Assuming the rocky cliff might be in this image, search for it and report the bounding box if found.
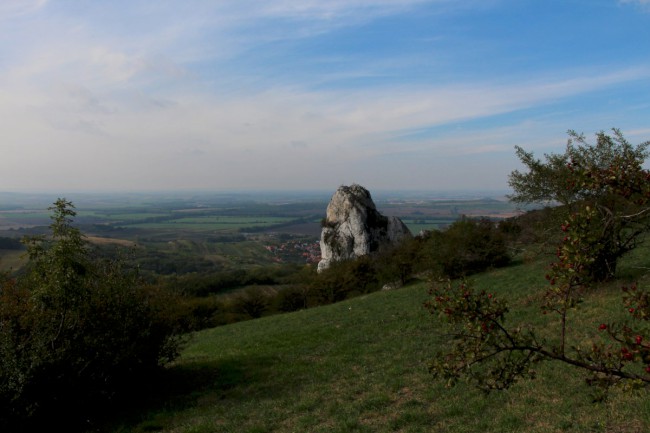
[317,184,412,272]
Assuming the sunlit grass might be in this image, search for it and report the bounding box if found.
[111,249,650,433]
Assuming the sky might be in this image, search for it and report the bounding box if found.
[1,0,650,194]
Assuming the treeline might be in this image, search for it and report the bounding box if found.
[0,236,23,250]
[167,216,518,331]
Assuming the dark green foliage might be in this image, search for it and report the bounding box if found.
[310,256,381,304]
[509,129,650,281]
[233,287,272,319]
[426,129,650,399]
[425,217,511,279]
[0,237,23,250]
[376,238,420,286]
[155,215,513,332]
[164,265,303,297]
[501,206,562,247]
[275,285,309,312]
[173,296,225,330]
[0,199,184,430]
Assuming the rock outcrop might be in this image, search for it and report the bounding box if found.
[317,184,412,272]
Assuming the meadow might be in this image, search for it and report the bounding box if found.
[108,245,650,433]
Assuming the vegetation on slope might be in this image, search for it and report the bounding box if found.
[112,246,650,432]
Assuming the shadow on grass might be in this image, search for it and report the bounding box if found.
[98,354,294,432]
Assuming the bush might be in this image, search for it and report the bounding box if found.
[376,236,430,285]
[275,285,309,312]
[426,217,510,279]
[0,199,184,430]
[233,287,272,319]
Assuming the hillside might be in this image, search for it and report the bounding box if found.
[111,249,650,433]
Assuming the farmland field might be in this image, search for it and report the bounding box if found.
[0,190,522,273]
[119,216,295,231]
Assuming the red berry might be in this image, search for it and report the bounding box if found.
[629,308,635,314]
[636,335,643,345]
[599,324,607,330]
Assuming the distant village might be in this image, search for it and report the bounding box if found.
[264,239,321,264]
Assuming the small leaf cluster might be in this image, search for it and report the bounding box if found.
[425,280,542,391]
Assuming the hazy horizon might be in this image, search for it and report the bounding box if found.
[2,1,649,193]
[0,187,513,203]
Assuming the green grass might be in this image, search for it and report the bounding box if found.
[111,250,650,433]
[120,216,293,231]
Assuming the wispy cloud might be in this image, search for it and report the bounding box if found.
[0,0,47,20]
[619,0,650,11]
[0,0,648,192]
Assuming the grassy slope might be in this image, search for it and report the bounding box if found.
[116,253,650,433]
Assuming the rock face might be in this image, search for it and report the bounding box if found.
[317,184,412,272]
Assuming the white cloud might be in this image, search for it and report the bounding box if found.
[257,0,435,21]
[0,0,648,192]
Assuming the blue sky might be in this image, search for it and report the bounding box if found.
[1,0,649,193]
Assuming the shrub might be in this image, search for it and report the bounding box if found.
[275,285,309,312]
[0,199,184,430]
[233,287,272,319]
[426,217,510,279]
[310,257,380,305]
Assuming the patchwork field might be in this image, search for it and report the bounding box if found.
[0,191,522,273]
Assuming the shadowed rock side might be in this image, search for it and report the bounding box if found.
[317,184,412,272]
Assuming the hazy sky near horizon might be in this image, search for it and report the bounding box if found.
[2,0,650,193]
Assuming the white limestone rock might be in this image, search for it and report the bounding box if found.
[317,184,412,272]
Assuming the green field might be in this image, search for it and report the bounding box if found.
[109,247,650,433]
[0,192,522,273]
[120,216,294,231]
[401,218,458,233]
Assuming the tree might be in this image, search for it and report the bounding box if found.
[426,217,510,279]
[426,130,650,399]
[509,129,650,281]
[425,279,650,399]
[0,199,184,429]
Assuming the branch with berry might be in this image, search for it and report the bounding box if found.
[425,279,650,398]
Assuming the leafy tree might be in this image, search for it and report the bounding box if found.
[509,129,650,281]
[234,287,271,319]
[0,199,184,429]
[376,237,423,286]
[426,217,510,279]
[427,130,650,399]
[310,257,380,305]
